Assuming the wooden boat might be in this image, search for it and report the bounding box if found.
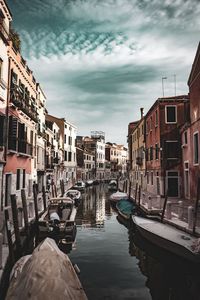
[64,189,82,206]
[132,215,200,263]
[38,197,77,245]
[86,180,93,186]
[108,180,117,191]
[6,238,88,300]
[109,191,128,202]
[73,181,86,191]
[116,198,135,219]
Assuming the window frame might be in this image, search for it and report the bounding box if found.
[193,131,199,165]
[165,105,177,124]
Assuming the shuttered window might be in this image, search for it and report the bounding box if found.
[8,116,18,151]
[0,115,5,146]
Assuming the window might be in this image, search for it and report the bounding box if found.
[0,115,5,146]
[194,132,199,164]
[151,171,153,185]
[64,134,66,144]
[68,151,72,162]
[16,169,20,190]
[22,169,26,188]
[155,143,159,159]
[155,110,158,127]
[184,131,188,145]
[68,136,72,145]
[64,151,67,161]
[165,106,177,123]
[145,148,149,161]
[150,146,153,161]
[166,141,179,159]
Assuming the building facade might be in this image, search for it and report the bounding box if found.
[185,43,200,201]
[0,0,12,208]
[46,115,77,187]
[4,39,38,204]
[131,108,146,190]
[145,95,189,198]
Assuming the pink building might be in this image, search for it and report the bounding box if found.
[4,40,38,206]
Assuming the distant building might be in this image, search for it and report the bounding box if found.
[127,121,139,176]
[105,142,128,179]
[46,115,77,187]
[131,108,146,190]
[36,84,46,192]
[83,131,106,180]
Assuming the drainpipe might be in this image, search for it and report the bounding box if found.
[1,57,11,210]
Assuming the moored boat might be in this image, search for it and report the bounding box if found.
[132,215,200,263]
[108,180,117,191]
[86,180,93,186]
[38,197,77,246]
[73,181,86,191]
[64,189,82,206]
[6,238,88,300]
[116,198,136,219]
[109,191,128,202]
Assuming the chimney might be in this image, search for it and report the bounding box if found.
[140,107,144,119]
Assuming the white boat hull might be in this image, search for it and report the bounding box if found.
[133,216,200,263]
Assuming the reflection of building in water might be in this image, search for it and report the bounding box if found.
[127,230,200,300]
[95,191,105,226]
[77,186,106,227]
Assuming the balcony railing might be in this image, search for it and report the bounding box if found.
[0,21,9,44]
[8,137,33,156]
[10,85,38,123]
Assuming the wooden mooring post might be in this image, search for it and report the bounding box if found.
[21,189,29,238]
[33,184,39,222]
[135,183,138,204]
[4,208,14,265]
[10,194,22,259]
[42,186,47,211]
[161,190,168,222]
[138,185,141,207]
[128,181,132,200]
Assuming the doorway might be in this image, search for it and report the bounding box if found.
[166,171,179,197]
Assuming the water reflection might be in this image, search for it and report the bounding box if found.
[70,184,151,300]
[117,217,200,300]
[76,185,106,227]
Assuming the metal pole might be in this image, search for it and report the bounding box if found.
[162,77,167,97]
[174,74,176,96]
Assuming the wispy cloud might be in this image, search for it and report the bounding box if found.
[7,0,199,143]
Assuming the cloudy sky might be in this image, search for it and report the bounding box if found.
[7,0,200,144]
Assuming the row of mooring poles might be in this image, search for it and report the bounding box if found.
[4,184,48,265]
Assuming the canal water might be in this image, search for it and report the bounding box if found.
[69,184,200,300]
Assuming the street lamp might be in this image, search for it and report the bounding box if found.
[162,77,167,97]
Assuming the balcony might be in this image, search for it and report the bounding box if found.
[8,137,33,156]
[10,85,38,123]
[0,21,9,44]
[136,156,143,166]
